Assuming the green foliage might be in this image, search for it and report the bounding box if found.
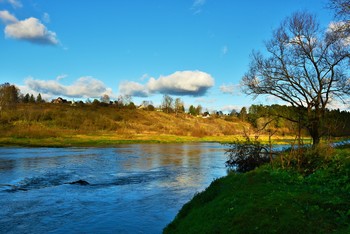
[23,93,30,103]
[276,144,336,175]
[165,148,350,233]
[29,94,35,103]
[36,93,43,103]
[147,104,155,111]
[238,107,247,121]
[244,104,350,140]
[188,105,202,116]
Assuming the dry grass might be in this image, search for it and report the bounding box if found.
[0,104,299,146]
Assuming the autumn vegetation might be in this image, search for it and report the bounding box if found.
[1,83,350,147]
[1,1,350,232]
[165,2,350,233]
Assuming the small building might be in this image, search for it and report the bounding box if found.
[51,97,68,104]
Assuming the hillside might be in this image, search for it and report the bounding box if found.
[0,103,296,147]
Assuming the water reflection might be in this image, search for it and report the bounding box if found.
[0,159,15,171]
[0,143,227,233]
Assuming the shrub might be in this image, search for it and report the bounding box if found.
[277,144,335,175]
[225,139,270,172]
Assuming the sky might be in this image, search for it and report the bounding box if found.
[0,0,336,112]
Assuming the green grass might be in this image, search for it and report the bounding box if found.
[0,134,303,147]
[164,148,350,233]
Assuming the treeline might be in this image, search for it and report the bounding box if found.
[236,104,350,138]
[0,83,205,114]
[1,82,350,138]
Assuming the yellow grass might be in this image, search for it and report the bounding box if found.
[0,104,304,147]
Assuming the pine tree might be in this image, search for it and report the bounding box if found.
[29,94,35,103]
[36,93,43,103]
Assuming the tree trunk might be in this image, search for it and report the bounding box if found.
[310,129,320,147]
[308,115,321,147]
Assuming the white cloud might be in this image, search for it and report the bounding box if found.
[328,98,350,111]
[118,70,215,97]
[0,10,18,24]
[17,84,51,101]
[0,11,58,45]
[25,76,113,99]
[5,17,58,45]
[220,105,242,113]
[140,73,149,81]
[148,70,214,96]
[56,74,68,81]
[220,83,239,95]
[8,0,22,8]
[119,81,149,97]
[0,0,22,8]
[327,21,350,46]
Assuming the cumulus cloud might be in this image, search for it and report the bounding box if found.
[17,84,51,101]
[148,70,214,96]
[0,10,17,24]
[119,81,149,97]
[5,17,58,45]
[0,10,58,45]
[118,70,214,97]
[0,0,22,8]
[25,76,113,98]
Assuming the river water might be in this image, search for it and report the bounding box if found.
[0,143,228,233]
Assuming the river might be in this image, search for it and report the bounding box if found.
[0,143,228,233]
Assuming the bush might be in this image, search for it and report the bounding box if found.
[225,139,270,172]
[277,144,335,175]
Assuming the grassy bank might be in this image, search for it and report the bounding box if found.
[0,133,301,147]
[0,103,302,147]
[164,147,350,233]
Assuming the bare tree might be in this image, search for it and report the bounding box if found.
[100,94,110,104]
[242,12,350,146]
[162,94,174,113]
[329,0,350,42]
[329,0,350,19]
[123,95,132,106]
[174,98,184,114]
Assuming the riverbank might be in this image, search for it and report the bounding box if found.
[0,134,306,147]
[0,103,305,147]
[164,147,350,233]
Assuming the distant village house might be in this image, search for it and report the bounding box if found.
[51,97,68,104]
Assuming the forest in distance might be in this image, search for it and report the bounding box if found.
[1,82,350,146]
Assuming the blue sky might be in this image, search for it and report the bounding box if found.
[0,0,334,112]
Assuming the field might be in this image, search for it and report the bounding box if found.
[0,103,299,147]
